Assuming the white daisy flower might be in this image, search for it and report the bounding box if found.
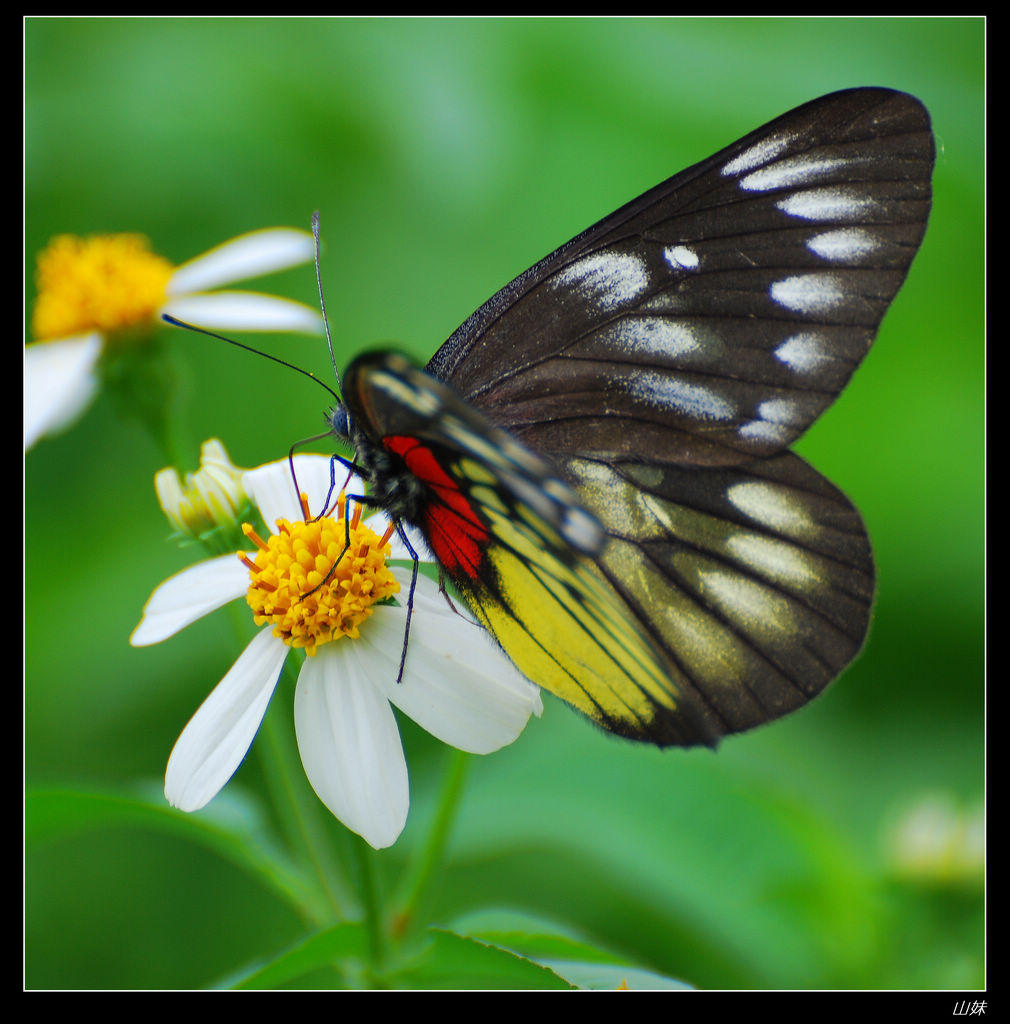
[25,228,321,448]
[131,454,542,849]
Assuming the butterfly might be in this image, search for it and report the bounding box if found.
[330,87,935,748]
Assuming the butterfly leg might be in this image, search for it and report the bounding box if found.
[298,471,378,600]
[298,493,357,600]
[393,522,421,684]
[436,568,471,620]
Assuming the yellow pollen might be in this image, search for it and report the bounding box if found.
[31,233,175,341]
[240,501,400,656]
[242,523,272,552]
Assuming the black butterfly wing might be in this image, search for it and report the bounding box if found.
[410,88,933,742]
[427,88,934,468]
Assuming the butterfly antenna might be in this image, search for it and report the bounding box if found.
[311,211,341,386]
[162,314,341,405]
[310,214,414,682]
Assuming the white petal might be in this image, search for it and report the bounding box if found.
[131,554,249,646]
[165,629,288,811]
[161,291,322,334]
[360,572,542,754]
[244,455,363,528]
[167,228,315,293]
[295,646,409,849]
[24,333,102,448]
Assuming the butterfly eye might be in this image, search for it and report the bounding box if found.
[329,404,350,441]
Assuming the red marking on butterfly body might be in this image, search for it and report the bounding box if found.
[384,435,489,579]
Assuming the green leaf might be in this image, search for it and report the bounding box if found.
[393,930,573,990]
[451,911,692,990]
[26,786,315,913]
[223,926,574,990]
[225,924,372,989]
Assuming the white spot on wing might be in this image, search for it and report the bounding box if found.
[701,569,795,636]
[626,371,734,421]
[727,482,813,535]
[727,533,818,587]
[807,228,879,262]
[739,156,853,192]
[722,132,794,176]
[757,398,797,424]
[564,457,615,489]
[663,245,699,270]
[777,188,875,222]
[739,399,798,444]
[553,251,648,310]
[775,332,834,373]
[739,421,789,444]
[771,274,847,315]
[596,317,703,359]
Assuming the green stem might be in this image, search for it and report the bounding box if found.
[351,834,387,980]
[101,331,193,470]
[257,657,359,924]
[390,748,471,942]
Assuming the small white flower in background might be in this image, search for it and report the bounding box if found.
[25,228,321,448]
[888,794,985,884]
[132,453,542,850]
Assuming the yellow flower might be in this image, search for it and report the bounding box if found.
[31,233,175,342]
[25,228,321,448]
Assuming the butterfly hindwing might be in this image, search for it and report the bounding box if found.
[560,451,874,736]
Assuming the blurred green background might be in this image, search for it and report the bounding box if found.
[26,18,983,989]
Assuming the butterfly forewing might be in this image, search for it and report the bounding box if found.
[428,88,933,468]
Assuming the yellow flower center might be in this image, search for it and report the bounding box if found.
[31,233,175,341]
[240,492,401,656]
